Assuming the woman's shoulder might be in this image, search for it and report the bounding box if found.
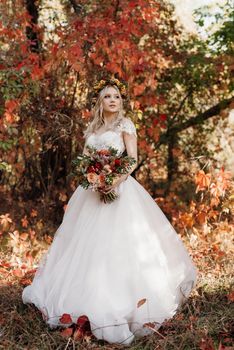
[118,117,137,136]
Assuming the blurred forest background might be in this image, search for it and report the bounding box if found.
[0,0,233,349]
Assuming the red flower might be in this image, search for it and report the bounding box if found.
[94,162,102,170]
[87,165,96,173]
[114,159,121,166]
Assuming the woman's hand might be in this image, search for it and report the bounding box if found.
[100,174,128,194]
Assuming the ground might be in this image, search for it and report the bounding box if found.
[0,199,233,349]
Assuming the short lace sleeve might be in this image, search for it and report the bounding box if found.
[119,118,137,137]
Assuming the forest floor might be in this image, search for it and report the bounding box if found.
[0,198,233,350]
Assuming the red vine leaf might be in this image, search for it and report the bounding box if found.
[59,313,72,324]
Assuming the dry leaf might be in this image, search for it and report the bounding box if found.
[60,327,73,338]
[137,298,147,308]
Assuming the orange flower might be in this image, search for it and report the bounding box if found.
[98,173,106,184]
[87,172,99,184]
[98,149,110,156]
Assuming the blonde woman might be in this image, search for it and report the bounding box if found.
[22,77,197,346]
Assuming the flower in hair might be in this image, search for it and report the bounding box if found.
[93,77,128,98]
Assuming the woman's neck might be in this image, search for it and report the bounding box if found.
[103,112,118,126]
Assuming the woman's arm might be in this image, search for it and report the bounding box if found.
[122,131,138,179]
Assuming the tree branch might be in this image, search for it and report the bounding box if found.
[132,97,232,177]
[158,97,233,145]
[68,0,83,14]
[170,88,193,124]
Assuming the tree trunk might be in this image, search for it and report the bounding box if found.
[25,0,41,52]
[165,134,178,196]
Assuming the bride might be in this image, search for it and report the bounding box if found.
[22,77,197,345]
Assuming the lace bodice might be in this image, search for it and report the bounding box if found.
[84,117,137,155]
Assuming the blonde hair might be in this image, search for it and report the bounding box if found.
[83,85,126,139]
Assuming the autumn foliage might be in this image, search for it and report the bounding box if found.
[0,0,232,199]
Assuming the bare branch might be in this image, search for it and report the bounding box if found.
[170,88,193,124]
[159,97,233,145]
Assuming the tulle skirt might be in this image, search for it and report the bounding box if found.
[22,175,197,345]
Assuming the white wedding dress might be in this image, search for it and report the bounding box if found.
[22,117,197,345]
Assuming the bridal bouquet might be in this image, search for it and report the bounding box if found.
[71,145,136,203]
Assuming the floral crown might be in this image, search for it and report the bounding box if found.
[93,77,128,99]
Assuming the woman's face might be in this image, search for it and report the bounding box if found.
[102,86,121,114]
